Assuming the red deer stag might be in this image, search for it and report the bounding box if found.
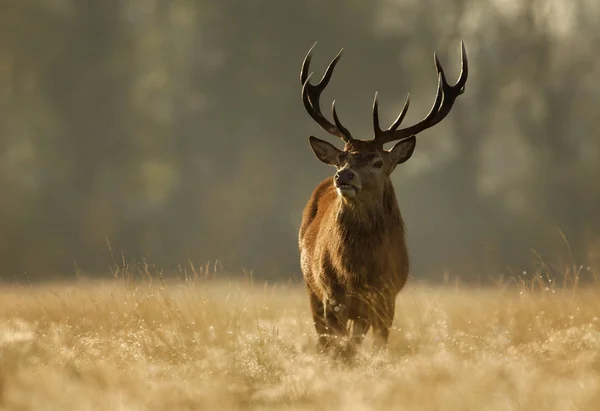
[298,42,468,353]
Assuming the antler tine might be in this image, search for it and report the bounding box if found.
[300,44,353,143]
[332,101,352,140]
[373,92,381,136]
[373,41,468,145]
[374,74,443,145]
[388,93,411,132]
[300,42,317,86]
[373,92,411,139]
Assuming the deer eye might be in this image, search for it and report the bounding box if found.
[373,160,383,169]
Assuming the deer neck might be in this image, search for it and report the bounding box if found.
[334,180,401,237]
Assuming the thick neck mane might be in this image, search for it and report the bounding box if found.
[333,178,404,244]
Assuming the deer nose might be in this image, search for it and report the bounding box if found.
[335,169,355,185]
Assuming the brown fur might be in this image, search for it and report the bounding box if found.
[299,141,410,353]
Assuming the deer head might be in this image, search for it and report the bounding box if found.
[300,42,468,200]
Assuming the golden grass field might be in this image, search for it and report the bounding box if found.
[2,270,600,411]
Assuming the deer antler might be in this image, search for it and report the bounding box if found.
[372,41,468,145]
[300,43,353,143]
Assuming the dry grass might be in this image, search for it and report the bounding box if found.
[1,274,600,411]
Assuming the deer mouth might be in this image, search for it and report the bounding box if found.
[335,183,359,198]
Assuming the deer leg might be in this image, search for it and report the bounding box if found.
[323,292,350,345]
[348,299,371,347]
[347,317,370,357]
[308,290,348,350]
[307,288,331,351]
[371,296,396,350]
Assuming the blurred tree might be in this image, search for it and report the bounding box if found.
[0,0,599,281]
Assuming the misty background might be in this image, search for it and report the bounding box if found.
[1,0,599,282]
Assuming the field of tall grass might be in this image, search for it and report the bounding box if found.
[1,266,600,410]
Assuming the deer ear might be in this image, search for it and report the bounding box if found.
[389,136,416,165]
[308,136,341,165]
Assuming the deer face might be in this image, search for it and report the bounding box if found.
[309,136,416,199]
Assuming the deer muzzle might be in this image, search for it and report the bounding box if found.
[334,169,359,198]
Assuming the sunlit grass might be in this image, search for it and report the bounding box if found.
[1,270,600,410]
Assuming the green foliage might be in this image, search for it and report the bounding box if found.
[0,0,599,280]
